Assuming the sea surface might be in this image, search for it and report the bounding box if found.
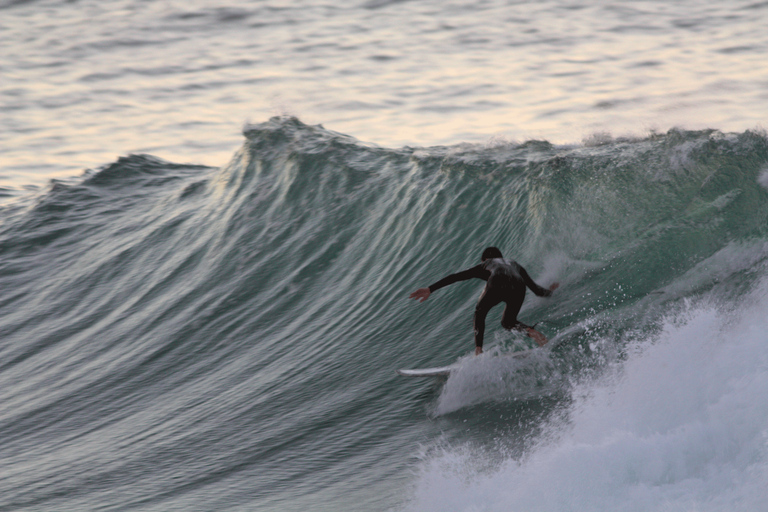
[2,1,768,511]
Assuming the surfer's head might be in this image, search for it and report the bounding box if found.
[481,246,503,261]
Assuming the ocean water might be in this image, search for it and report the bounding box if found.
[3,0,768,190]
[2,2,768,512]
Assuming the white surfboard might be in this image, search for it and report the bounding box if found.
[396,365,456,377]
[397,347,539,377]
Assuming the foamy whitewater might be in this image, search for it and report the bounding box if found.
[410,282,768,512]
[2,1,768,512]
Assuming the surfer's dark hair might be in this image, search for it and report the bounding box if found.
[481,247,503,260]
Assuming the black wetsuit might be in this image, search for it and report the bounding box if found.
[427,258,552,349]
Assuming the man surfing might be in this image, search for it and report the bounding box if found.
[409,247,559,355]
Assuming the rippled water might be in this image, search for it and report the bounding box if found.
[3,0,767,191]
[2,2,768,511]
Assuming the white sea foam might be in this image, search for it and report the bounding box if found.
[434,346,564,415]
[758,166,768,191]
[407,280,768,512]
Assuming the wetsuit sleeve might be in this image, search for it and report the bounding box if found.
[427,264,489,292]
[519,265,552,297]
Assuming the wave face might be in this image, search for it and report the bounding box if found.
[1,117,768,511]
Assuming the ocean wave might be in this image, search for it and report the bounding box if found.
[1,117,767,511]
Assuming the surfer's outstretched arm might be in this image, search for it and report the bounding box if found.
[409,264,488,303]
[519,265,559,297]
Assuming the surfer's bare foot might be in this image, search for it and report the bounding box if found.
[475,346,483,355]
[526,328,548,347]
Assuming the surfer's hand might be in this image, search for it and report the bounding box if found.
[409,288,430,302]
[475,346,483,356]
[549,282,559,292]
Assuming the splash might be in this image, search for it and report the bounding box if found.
[407,279,768,512]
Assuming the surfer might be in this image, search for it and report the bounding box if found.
[409,247,559,355]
